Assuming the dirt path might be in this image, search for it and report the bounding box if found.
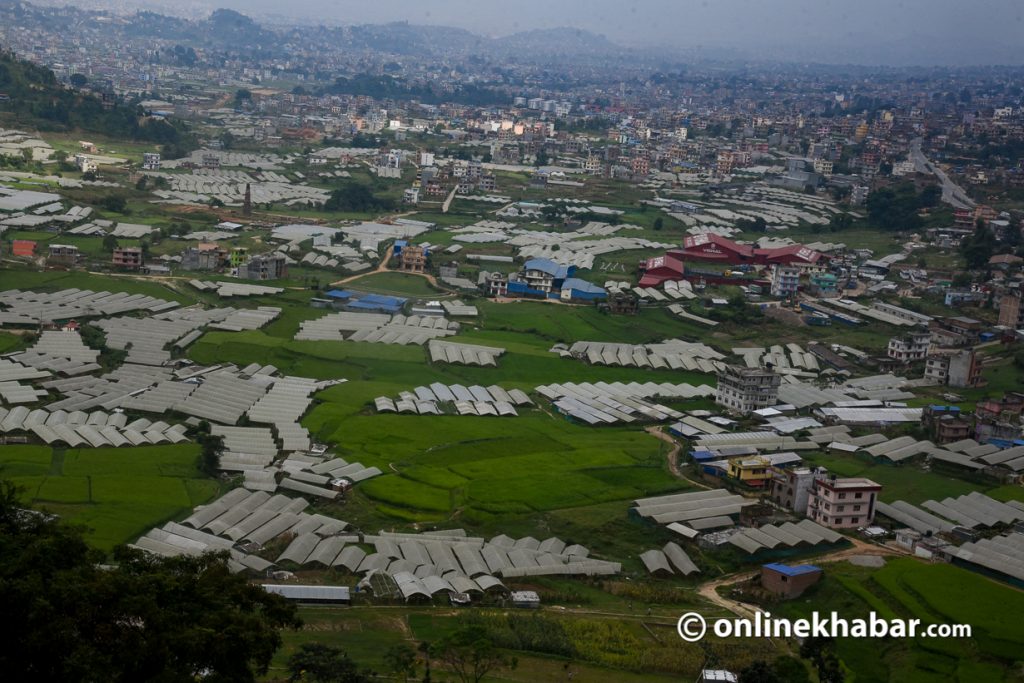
[697,537,908,619]
[328,245,450,292]
[644,426,711,489]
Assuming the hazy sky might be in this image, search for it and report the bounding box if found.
[242,0,1022,42]
[55,0,1024,64]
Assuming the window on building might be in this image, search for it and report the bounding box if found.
[851,517,859,524]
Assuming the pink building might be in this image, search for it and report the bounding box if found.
[806,475,881,529]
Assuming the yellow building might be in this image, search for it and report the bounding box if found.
[727,456,773,487]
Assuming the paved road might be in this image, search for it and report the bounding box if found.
[909,138,975,210]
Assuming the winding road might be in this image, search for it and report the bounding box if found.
[909,138,975,210]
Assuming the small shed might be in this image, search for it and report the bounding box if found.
[760,563,822,598]
[511,590,540,608]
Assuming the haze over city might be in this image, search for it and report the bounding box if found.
[28,0,1024,65]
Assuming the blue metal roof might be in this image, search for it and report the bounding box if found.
[325,289,353,299]
[524,258,572,279]
[763,563,822,577]
[562,278,606,295]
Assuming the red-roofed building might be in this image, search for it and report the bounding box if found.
[678,234,825,269]
[11,240,36,258]
[758,244,825,269]
[680,233,755,263]
[638,252,686,286]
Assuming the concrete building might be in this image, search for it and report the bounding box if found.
[112,246,143,270]
[47,244,79,267]
[182,244,225,271]
[761,563,822,598]
[925,349,981,388]
[887,331,931,363]
[770,264,801,298]
[715,364,780,414]
[921,405,971,444]
[998,291,1024,330]
[806,474,881,529]
[239,253,288,280]
[398,245,426,274]
[507,259,574,297]
[769,466,816,513]
[142,152,161,170]
[606,291,639,315]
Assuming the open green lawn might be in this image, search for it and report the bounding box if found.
[769,557,1024,682]
[348,271,443,298]
[0,444,218,551]
[267,605,771,683]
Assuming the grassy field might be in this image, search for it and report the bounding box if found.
[266,604,774,683]
[347,271,444,297]
[0,443,218,551]
[797,451,993,505]
[768,557,1024,682]
[0,267,197,305]
[186,296,720,561]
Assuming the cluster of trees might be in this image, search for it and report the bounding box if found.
[865,183,941,231]
[323,183,396,213]
[190,420,225,476]
[0,480,300,681]
[735,216,768,233]
[738,656,812,682]
[961,220,998,269]
[0,50,194,156]
[321,74,505,107]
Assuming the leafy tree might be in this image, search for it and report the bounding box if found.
[919,184,942,207]
[102,233,119,252]
[1014,349,1024,370]
[736,216,768,233]
[800,637,844,683]
[534,149,549,167]
[69,73,88,88]
[865,183,923,231]
[196,432,225,475]
[961,221,996,269]
[324,183,395,213]
[739,660,782,683]
[384,643,417,682]
[828,212,853,232]
[0,480,300,681]
[653,216,664,231]
[100,195,127,213]
[431,626,516,683]
[234,88,253,107]
[287,643,371,683]
[770,656,811,683]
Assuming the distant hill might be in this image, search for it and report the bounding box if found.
[0,48,191,152]
[492,27,622,57]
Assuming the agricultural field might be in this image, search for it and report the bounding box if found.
[267,603,777,683]
[0,443,218,550]
[344,271,444,297]
[767,558,1024,682]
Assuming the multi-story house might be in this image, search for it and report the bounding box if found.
[715,365,780,414]
[806,474,881,529]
